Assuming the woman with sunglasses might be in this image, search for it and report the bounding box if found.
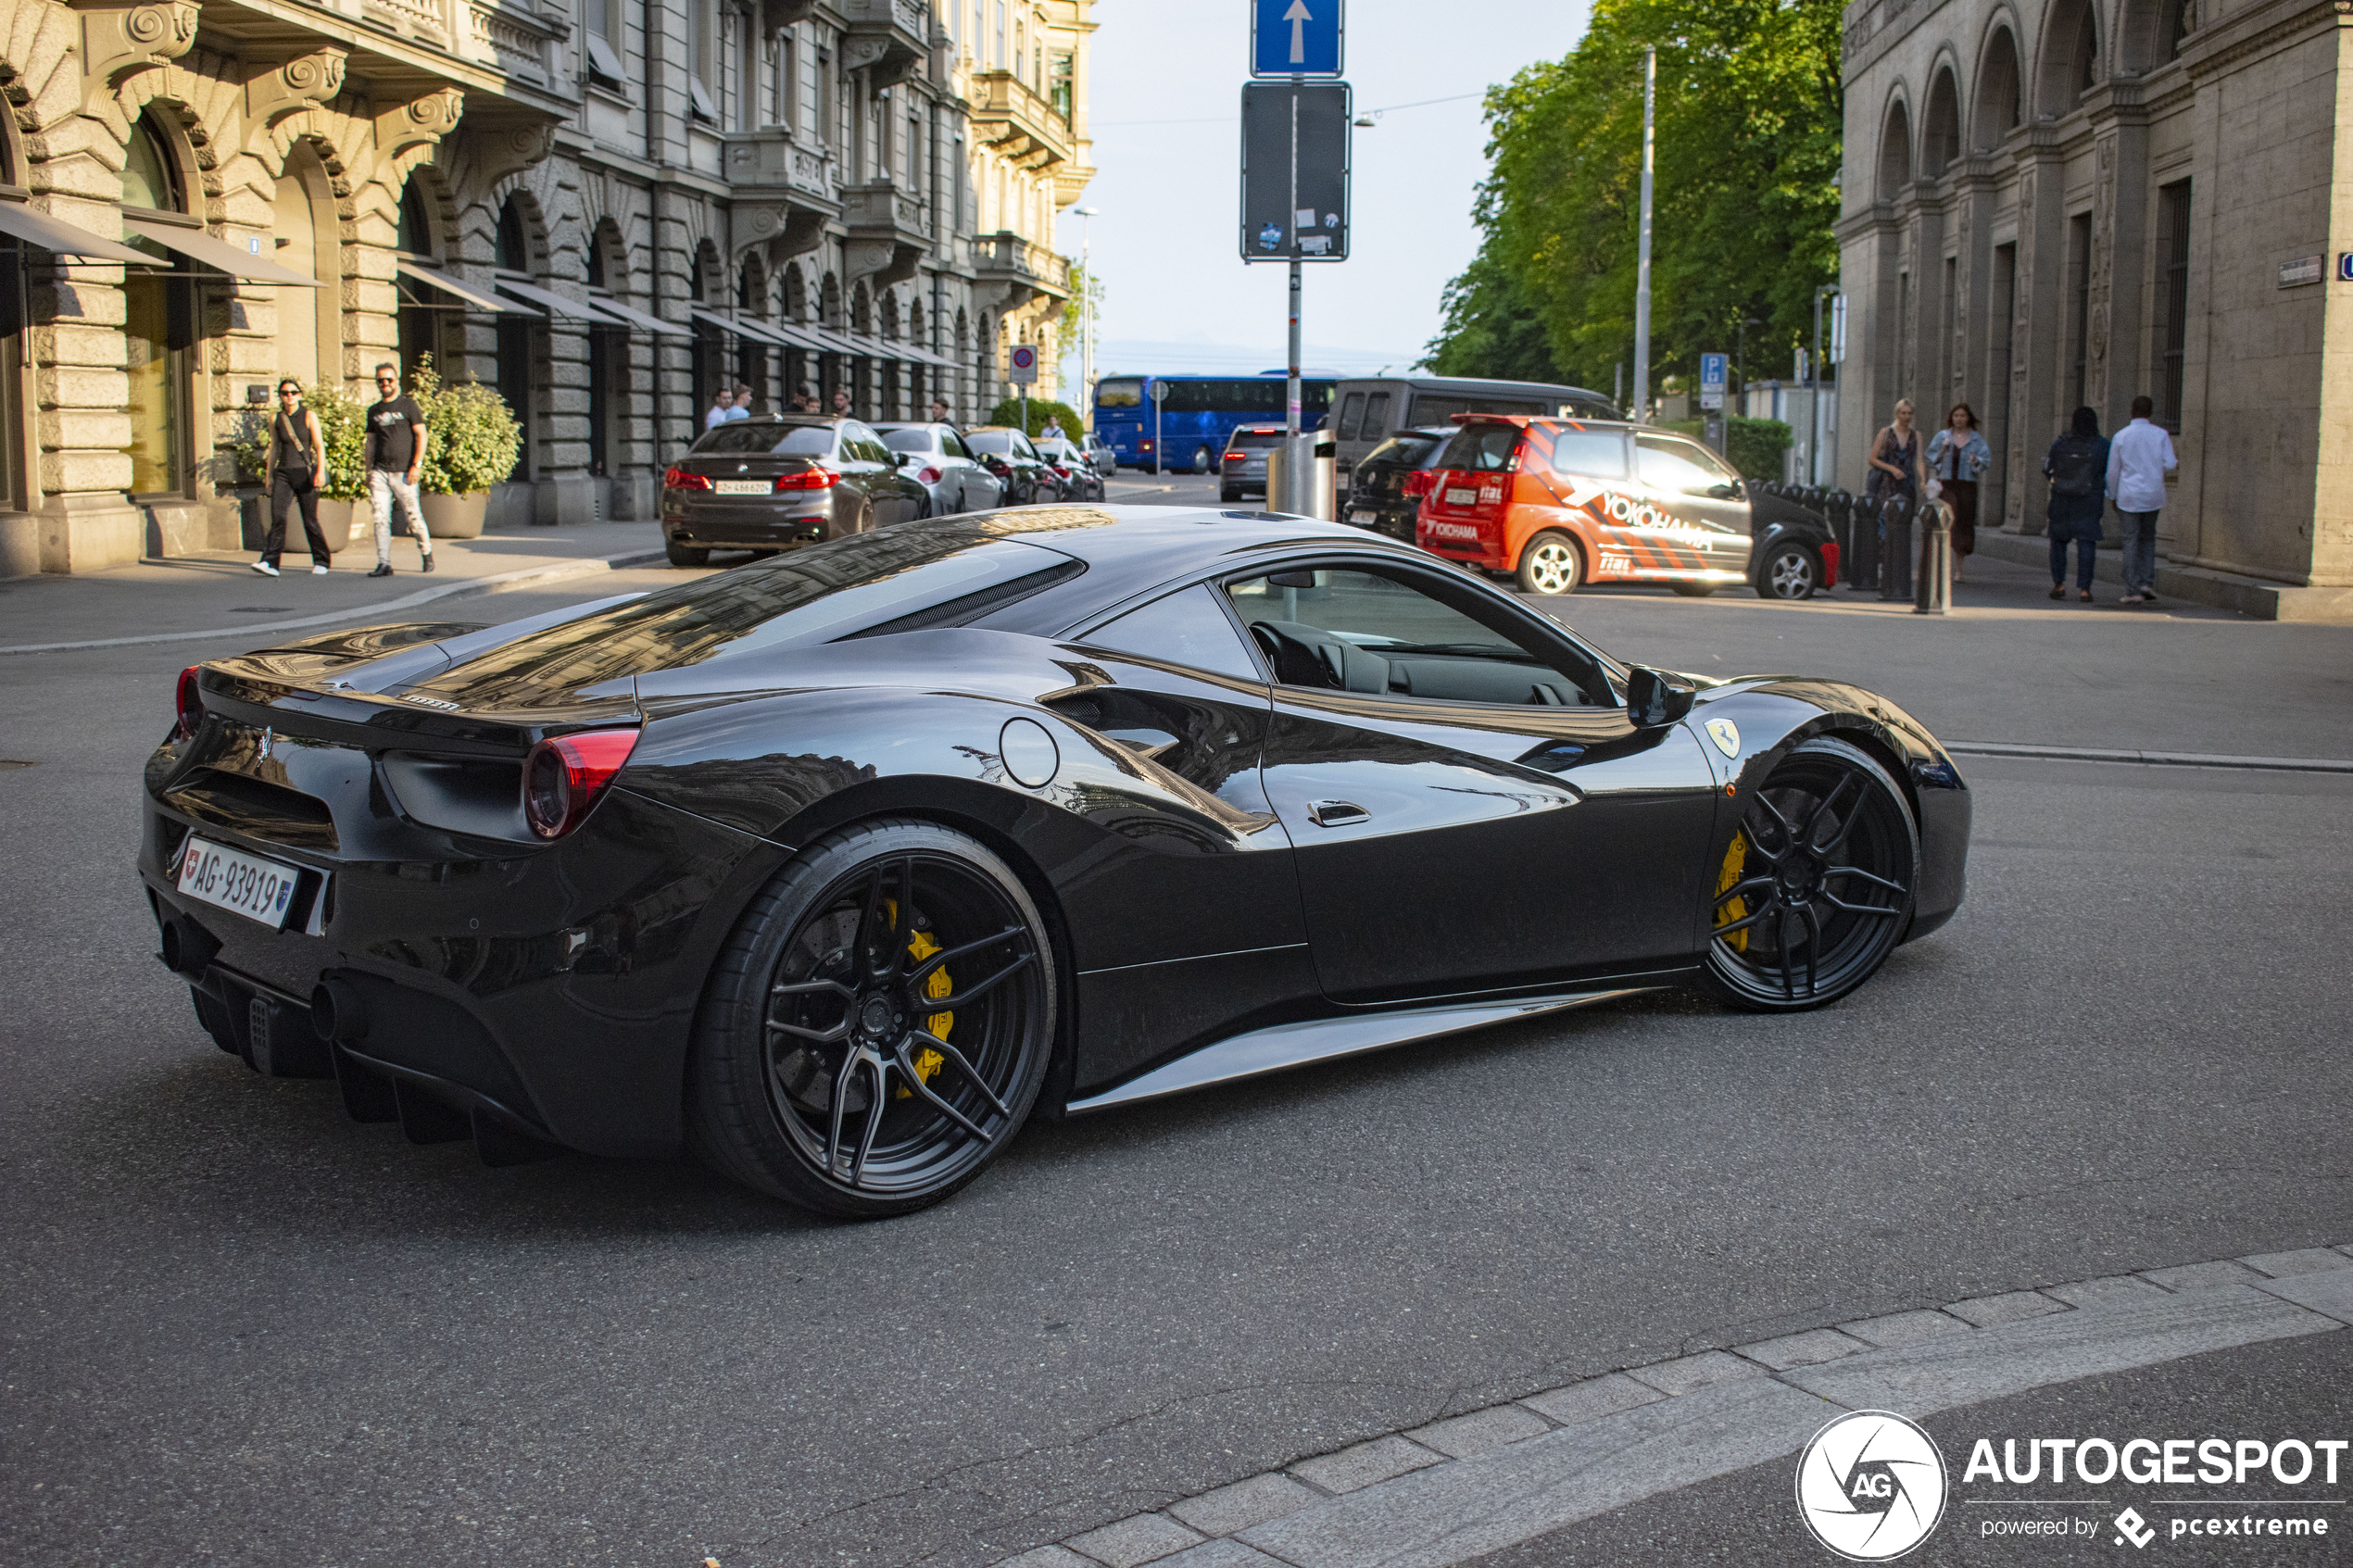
[253,379,330,577]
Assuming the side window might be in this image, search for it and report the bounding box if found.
[1635,433,1737,495]
[1337,392,1365,440]
[1224,568,1603,707]
[1015,433,1041,461]
[1081,584,1264,682]
[943,430,973,459]
[1361,391,1390,437]
[1539,429,1628,480]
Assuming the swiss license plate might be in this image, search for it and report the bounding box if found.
[176,837,304,931]
[713,479,770,495]
[1349,509,1376,524]
[1444,487,1478,506]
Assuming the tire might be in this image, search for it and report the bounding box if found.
[1220,486,1243,504]
[686,819,1058,1219]
[1672,582,1717,597]
[665,539,711,568]
[914,493,934,521]
[1193,445,1214,474]
[1516,530,1584,596]
[1756,542,1819,600]
[1700,737,1919,1013]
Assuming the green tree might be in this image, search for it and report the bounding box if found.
[1419,250,1565,383]
[1424,0,1842,402]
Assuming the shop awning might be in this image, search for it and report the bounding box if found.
[582,293,689,338]
[900,342,960,370]
[121,215,324,285]
[688,306,799,348]
[768,320,831,352]
[494,274,607,321]
[0,200,153,265]
[394,258,533,315]
[798,324,864,356]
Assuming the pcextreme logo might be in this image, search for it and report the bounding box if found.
[1796,1410,1950,1561]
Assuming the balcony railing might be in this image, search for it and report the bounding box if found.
[975,231,1066,295]
[840,0,931,87]
[723,128,842,206]
[967,69,1073,169]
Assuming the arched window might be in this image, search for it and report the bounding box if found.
[496,199,531,272]
[1876,98,1912,201]
[1973,27,2022,148]
[1922,69,1962,176]
[273,144,338,397]
[493,197,535,480]
[122,114,192,496]
[2038,0,2102,115]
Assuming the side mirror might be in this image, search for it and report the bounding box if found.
[1624,666,1696,728]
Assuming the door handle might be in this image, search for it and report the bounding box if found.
[1307,799,1370,827]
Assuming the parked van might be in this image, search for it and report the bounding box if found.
[1332,375,1617,482]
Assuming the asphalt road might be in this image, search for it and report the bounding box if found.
[4,480,2349,1567]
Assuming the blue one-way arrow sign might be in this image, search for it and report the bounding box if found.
[1252,0,1342,76]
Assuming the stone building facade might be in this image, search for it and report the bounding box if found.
[1832,0,2353,613]
[0,0,1092,578]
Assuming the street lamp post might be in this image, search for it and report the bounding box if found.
[1631,46,1656,424]
[1072,205,1098,431]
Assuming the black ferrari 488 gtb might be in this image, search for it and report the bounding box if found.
[144,507,1969,1217]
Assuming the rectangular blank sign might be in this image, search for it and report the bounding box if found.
[1239,81,1351,263]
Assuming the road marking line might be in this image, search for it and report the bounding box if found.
[1002,1244,2353,1568]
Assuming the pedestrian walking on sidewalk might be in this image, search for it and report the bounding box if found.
[1862,398,1928,590]
[1925,403,1991,583]
[253,379,330,578]
[2108,395,2179,606]
[363,363,433,579]
[2043,406,2108,603]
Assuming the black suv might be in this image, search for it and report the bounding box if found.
[662,417,931,567]
[1341,426,1453,542]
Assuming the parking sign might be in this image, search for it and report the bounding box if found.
[1008,344,1038,385]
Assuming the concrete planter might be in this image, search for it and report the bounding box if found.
[313,497,358,554]
[421,491,487,540]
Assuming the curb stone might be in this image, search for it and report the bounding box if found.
[997,1241,2353,1568]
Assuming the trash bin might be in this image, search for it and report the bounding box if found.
[1265,431,1337,521]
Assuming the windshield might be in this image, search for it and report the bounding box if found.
[964,430,1028,458]
[1437,423,1522,472]
[1229,431,1286,450]
[1097,377,1143,408]
[694,423,836,457]
[880,428,938,453]
[1362,434,1443,469]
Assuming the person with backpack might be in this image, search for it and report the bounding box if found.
[252,378,330,577]
[2044,406,2108,603]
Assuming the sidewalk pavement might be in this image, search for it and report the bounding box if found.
[0,519,669,655]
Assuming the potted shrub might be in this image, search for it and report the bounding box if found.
[410,356,521,541]
[233,380,370,553]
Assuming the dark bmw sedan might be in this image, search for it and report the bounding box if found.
[662,416,930,568]
[1342,426,1452,542]
[962,426,1063,505]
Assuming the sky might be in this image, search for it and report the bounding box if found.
[1053,0,1595,385]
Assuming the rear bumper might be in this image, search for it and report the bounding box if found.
[661,493,844,548]
[140,785,786,1158]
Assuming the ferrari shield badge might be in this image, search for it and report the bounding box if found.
[1705,718,1741,758]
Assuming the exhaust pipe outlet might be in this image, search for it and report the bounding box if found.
[310,976,368,1045]
[159,914,220,978]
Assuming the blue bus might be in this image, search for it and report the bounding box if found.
[1094,372,1338,473]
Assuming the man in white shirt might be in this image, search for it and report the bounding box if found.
[2107,395,2178,605]
[705,386,732,432]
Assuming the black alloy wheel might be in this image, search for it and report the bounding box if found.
[1701,737,1917,1011]
[1756,541,1819,600]
[687,820,1057,1217]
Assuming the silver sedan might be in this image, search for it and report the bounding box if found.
[875,422,1006,516]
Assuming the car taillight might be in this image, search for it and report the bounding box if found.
[916,466,940,484]
[522,728,640,840]
[773,469,840,491]
[663,467,711,490]
[1139,439,1153,451]
[1402,470,1432,497]
[174,665,203,739]
[1224,451,1244,462]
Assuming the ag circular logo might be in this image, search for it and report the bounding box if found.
[1794,1410,1947,1561]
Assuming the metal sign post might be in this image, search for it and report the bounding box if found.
[1240,78,1350,439]
[1008,342,1037,437]
[1150,377,1166,473]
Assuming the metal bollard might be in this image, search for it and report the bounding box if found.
[1915,501,1952,614]
[1878,497,1914,600]
[1848,494,1879,591]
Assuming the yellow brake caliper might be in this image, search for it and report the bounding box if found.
[1714,833,1752,953]
[894,927,953,1098]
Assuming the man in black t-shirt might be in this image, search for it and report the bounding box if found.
[363,363,432,578]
